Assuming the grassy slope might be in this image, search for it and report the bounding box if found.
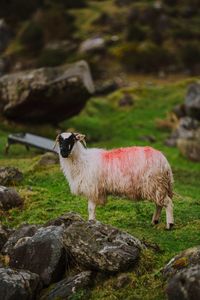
[0,78,200,300]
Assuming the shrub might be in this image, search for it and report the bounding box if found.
[112,41,173,72]
[37,49,66,67]
[179,41,200,69]
[19,21,44,53]
[39,9,76,42]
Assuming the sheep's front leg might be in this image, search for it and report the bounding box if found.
[152,205,162,225]
[88,200,96,220]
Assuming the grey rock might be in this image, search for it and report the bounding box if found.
[185,84,200,120]
[166,117,199,147]
[0,186,23,211]
[0,225,11,252]
[63,220,144,272]
[0,267,41,300]
[34,152,59,169]
[9,226,67,286]
[0,167,23,186]
[177,138,200,162]
[79,37,105,54]
[0,61,94,123]
[45,212,84,228]
[40,271,92,300]
[166,265,200,300]
[2,224,38,255]
[163,246,200,280]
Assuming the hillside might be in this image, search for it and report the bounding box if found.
[1,78,200,299]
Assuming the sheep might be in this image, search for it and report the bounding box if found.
[56,132,174,229]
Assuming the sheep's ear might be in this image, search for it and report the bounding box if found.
[74,133,87,148]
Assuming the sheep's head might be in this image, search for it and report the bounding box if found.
[55,132,86,158]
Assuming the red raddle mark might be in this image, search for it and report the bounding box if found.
[102,147,139,161]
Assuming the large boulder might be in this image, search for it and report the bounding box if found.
[163,246,200,280]
[0,60,95,123]
[185,84,200,120]
[8,226,67,286]
[40,271,92,300]
[0,166,23,186]
[177,138,200,162]
[166,265,200,300]
[0,225,11,252]
[63,220,144,272]
[0,267,41,300]
[0,186,23,210]
[2,224,38,255]
[163,246,200,300]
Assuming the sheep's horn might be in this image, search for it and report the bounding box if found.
[53,135,59,150]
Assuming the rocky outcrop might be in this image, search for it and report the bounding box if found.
[0,186,23,210]
[2,224,38,255]
[185,84,200,120]
[163,246,200,280]
[0,212,146,299]
[0,166,23,186]
[63,219,144,272]
[40,271,92,300]
[166,265,200,300]
[8,226,67,286]
[0,226,11,252]
[0,267,41,300]
[163,246,200,300]
[0,60,95,123]
[166,83,200,161]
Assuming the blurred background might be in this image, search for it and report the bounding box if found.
[1,0,200,77]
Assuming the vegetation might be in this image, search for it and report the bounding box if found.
[1,78,200,299]
[2,0,200,73]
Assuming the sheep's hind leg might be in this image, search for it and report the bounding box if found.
[88,200,96,221]
[152,205,162,225]
[165,196,174,230]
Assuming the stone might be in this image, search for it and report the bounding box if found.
[0,166,23,186]
[95,80,119,96]
[0,267,41,300]
[45,212,84,228]
[165,117,199,147]
[63,220,144,272]
[177,138,200,162]
[9,226,67,286]
[0,60,95,123]
[118,93,134,107]
[166,265,200,300]
[163,246,200,280]
[2,224,38,255]
[40,271,92,300]
[79,37,105,54]
[185,84,200,120]
[0,186,23,210]
[0,225,11,252]
[34,152,59,168]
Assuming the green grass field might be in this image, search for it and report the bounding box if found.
[0,78,200,300]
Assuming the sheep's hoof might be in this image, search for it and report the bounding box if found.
[166,223,174,230]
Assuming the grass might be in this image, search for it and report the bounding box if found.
[0,78,200,300]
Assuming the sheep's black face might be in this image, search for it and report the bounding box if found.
[58,134,76,158]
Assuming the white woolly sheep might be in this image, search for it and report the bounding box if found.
[56,132,174,229]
